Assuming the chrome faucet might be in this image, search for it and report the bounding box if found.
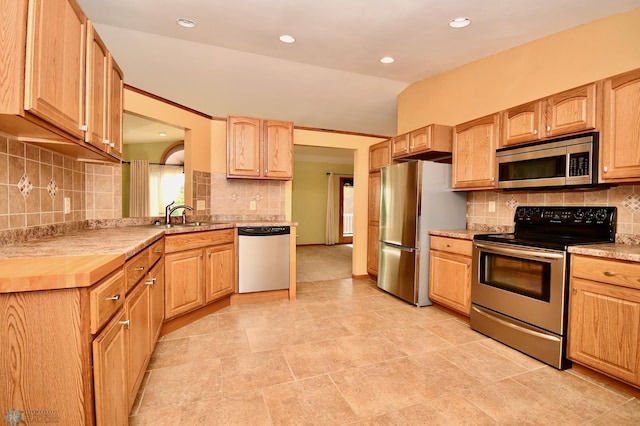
[164,201,193,224]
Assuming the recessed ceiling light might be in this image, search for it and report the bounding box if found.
[380,56,395,64]
[279,34,296,44]
[158,132,167,137]
[176,18,196,28]
[449,17,471,28]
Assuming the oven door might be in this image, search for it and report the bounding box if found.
[472,241,567,334]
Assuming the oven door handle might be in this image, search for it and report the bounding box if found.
[474,242,565,260]
[472,305,562,343]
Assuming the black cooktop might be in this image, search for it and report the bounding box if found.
[474,206,617,251]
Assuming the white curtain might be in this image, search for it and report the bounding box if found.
[129,160,149,217]
[325,172,335,245]
[149,164,185,216]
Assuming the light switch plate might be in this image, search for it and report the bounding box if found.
[64,197,71,214]
[488,201,496,213]
[250,201,257,210]
[197,199,205,210]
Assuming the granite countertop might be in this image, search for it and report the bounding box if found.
[569,243,640,262]
[429,229,491,240]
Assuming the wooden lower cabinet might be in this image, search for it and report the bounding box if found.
[165,229,236,320]
[93,310,129,426]
[126,280,151,409]
[367,224,379,276]
[568,255,640,387]
[428,236,472,315]
[149,259,165,346]
[205,243,235,302]
[165,248,205,318]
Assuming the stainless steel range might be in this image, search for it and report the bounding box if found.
[471,206,616,369]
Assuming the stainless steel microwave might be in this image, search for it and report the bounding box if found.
[497,132,598,190]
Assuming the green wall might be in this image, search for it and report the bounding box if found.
[292,161,354,245]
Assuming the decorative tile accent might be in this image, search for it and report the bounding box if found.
[17,173,33,198]
[229,193,240,202]
[47,179,58,197]
[622,194,640,212]
[253,192,263,202]
[506,196,519,210]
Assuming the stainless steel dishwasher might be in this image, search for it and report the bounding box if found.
[237,226,290,293]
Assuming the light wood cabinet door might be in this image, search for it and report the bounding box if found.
[500,100,543,147]
[568,277,640,386]
[205,243,235,302]
[107,55,124,159]
[429,249,471,315]
[228,116,261,178]
[367,224,379,276]
[165,249,204,319]
[542,83,597,138]
[126,279,151,409]
[368,173,381,224]
[452,113,499,190]
[148,258,165,347]
[369,140,391,172]
[264,119,294,179]
[600,68,640,183]
[85,21,108,150]
[391,133,410,157]
[24,0,87,139]
[93,310,129,426]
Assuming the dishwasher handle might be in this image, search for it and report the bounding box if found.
[238,226,290,236]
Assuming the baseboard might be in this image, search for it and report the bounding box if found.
[352,274,371,280]
[230,289,290,305]
[160,297,230,337]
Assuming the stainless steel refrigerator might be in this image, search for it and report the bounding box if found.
[378,160,467,306]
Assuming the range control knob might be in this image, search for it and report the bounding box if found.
[574,209,584,220]
[595,209,609,221]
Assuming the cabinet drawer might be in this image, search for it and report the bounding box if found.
[90,269,125,334]
[430,236,472,257]
[572,255,640,290]
[125,249,149,292]
[148,238,164,268]
[165,229,235,253]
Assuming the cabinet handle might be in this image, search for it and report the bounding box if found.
[155,249,163,253]
[208,253,212,258]
[146,277,157,287]
[265,169,269,174]
[105,294,120,301]
[134,267,145,271]
[572,288,577,295]
[103,139,110,145]
[533,129,538,135]
[81,124,88,131]
[119,320,130,330]
[546,125,551,132]
[603,166,608,173]
[256,169,259,173]
[604,271,615,277]
[110,142,115,148]
[446,244,451,247]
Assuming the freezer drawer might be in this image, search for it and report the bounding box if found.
[377,242,419,305]
[238,227,290,293]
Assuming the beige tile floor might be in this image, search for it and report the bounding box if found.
[129,249,640,425]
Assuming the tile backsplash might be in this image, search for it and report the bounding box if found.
[467,186,640,235]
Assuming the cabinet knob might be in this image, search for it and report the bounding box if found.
[256,169,259,173]
[604,271,615,277]
[105,294,120,301]
[265,169,269,174]
[533,129,538,135]
[603,166,608,173]
[103,139,110,145]
[546,125,551,132]
[119,320,130,330]
[146,277,157,287]
[572,288,576,295]
[81,124,88,131]
[110,142,115,148]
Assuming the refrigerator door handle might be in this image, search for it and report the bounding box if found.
[380,241,418,253]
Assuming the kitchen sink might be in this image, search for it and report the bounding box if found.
[144,221,212,229]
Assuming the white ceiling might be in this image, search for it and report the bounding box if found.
[78,0,640,137]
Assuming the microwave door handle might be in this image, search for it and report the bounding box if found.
[474,242,565,260]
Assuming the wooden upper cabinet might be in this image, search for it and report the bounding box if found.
[500,100,543,147]
[24,0,87,139]
[227,116,293,180]
[107,55,124,160]
[263,119,294,179]
[369,139,391,172]
[390,133,410,157]
[452,113,499,190]
[393,125,453,159]
[85,21,108,150]
[543,83,597,138]
[600,68,640,183]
